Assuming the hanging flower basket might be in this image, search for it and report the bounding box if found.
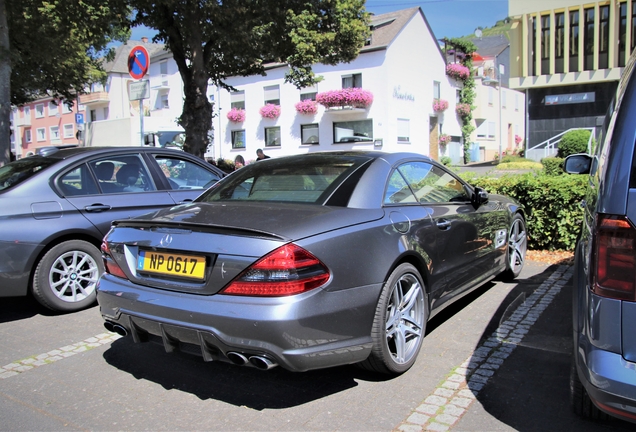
[446,63,470,81]
[259,104,281,119]
[433,99,449,112]
[456,103,471,116]
[316,88,374,109]
[515,134,523,145]
[227,107,245,123]
[295,99,318,115]
[439,134,452,146]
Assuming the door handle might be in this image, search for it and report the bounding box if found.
[436,219,452,230]
[85,204,111,212]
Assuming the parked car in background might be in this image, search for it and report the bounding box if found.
[0,146,225,312]
[565,52,636,423]
[98,151,527,375]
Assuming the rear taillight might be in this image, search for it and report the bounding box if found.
[221,244,330,296]
[593,215,636,301]
[101,240,128,280]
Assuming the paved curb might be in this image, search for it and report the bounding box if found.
[396,264,573,432]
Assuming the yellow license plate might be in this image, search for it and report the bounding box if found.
[137,250,206,280]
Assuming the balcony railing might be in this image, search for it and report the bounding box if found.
[79,91,109,105]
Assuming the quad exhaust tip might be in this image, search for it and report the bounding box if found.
[227,352,278,370]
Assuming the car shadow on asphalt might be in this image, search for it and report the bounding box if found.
[464,264,634,431]
[0,294,63,323]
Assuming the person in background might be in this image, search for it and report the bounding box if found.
[256,149,270,160]
[234,155,245,169]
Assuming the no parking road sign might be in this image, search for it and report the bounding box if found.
[128,45,150,80]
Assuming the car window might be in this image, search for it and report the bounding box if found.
[384,170,417,204]
[154,155,222,190]
[88,155,156,194]
[0,156,57,191]
[394,162,469,204]
[58,164,98,196]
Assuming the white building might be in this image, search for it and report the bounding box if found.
[80,38,185,147]
[208,7,464,164]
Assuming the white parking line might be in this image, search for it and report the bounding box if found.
[397,264,573,432]
[0,332,121,379]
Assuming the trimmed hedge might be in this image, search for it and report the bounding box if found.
[558,129,590,158]
[541,157,565,176]
[467,173,587,251]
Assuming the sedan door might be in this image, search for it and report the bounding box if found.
[59,153,176,238]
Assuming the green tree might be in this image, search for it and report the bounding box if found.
[0,0,131,166]
[131,0,369,158]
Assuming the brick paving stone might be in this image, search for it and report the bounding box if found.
[436,414,459,425]
[425,395,448,406]
[398,424,423,432]
[443,405,465,417]
[441,381,460,390]
[407,412,430,425]
[450,397,473,408]
[457,390,476,399]
[434,388,455,398]
[426,421,449,431]
[447,374,465,383]
[416,404,441,415]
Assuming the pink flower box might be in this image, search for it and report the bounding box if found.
[433,99,449,112]
[259,104,281,119]
[295,99,318,115]
[446,63,470,81]
[316,88,374,109]
[227,108,245,123]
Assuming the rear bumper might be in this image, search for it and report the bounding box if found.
[97,274,382,372]
[575,332,636,423]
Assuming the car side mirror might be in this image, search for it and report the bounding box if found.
[472,187,489,208]
[564,154,592,174]
[144,133,156,146]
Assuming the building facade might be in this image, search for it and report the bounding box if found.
[208,8,464,164]
[508,0,629,147]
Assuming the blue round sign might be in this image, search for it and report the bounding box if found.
[128,45,150,80]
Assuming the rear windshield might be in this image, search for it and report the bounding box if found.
[0,156,57,191]
[198,154,371,204]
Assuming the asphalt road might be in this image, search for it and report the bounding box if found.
[0,262,633,431]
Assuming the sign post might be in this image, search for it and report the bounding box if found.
[128,45,150,146]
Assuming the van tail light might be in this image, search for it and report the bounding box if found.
[220,244,330,297]
[101,240,128,280]
[593,215,636,301]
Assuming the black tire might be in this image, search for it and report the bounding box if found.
[570,361,609,421]
[32,240,104,312]
[359,263,428,375]
[502,213,527,281]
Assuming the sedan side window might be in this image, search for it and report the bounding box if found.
[384,170,417,204]
[396,162,469,204]
[58,164,98,196]
[154,156,222,190]
[89,155,156,194]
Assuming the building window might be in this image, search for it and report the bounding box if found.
[433,81,441,99]
[24,106,31,120]
[161,94,169,109]
[569,10,579,72]
[25,129,32,143]
[333,120,373,143]
[584,8,594,71]
[160,61,168,75]
[555,12,565,73]
[540,15,550,75]
[599,5,609,69]
[62,103,72,114]
[397,119,410,143]
[36,127,46,141]
[230,91,245,110]
[63,124,74,138]
[531,16,537,76]
[487,121,496,139]
[515,93,519,111]
[301,124,319,145]
[48,101,59,117]
[488,87,494,106]
[265,126,281,147]
[103,107,109,119]
[264,85,280,105]
[300,92,317,101]
[342,73,362,89]
[50,126,60,141]
[476,120,487,139]
[35,104,45,118]
[231,130,246,148]
[620,2,628,67]
[502,90,507,109]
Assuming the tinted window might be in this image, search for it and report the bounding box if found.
[88,155,155,194]
[58,164,98,196]
[0,156,57,191]
[199,155,370,204]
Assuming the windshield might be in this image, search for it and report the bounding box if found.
[198,154,372,205]
[0,156,57,191]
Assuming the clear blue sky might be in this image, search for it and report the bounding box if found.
[130,0,509,43]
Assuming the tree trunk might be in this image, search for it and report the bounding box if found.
[179,75,212,160]
[0,0,11,166]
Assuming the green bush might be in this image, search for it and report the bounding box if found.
[557,129,590,158]
[465,173,587,251]
[541,157,565,176]
[497,161,543,171]
[440,156,452,166]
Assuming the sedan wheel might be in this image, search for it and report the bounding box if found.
[32,240,104,312]
[360,263,428,375]
[503,214,527,280]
